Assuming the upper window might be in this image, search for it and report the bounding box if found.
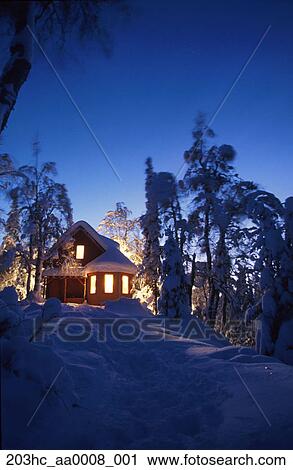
[104,274,114,293]
[76,245,85,259]
[122,275,129,294]
[90,275,97,294]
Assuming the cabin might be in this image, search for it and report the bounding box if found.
[43,221,137,305]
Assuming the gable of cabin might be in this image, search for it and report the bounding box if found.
[73,227,105,266]
[44,224,105,270]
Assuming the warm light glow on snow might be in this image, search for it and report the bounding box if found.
[76,245,85,259]
[122,275,129,294]
[104,274,114,293]
[90,275,96,294]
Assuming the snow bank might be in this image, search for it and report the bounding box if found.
[26,290,44,303]
[2,300,293,450]
[1,335,78,449]
[104,298,152,317]
[0,299,20,334]
[42,297,62,322]
[0,287,23,335]
[1,292,78,449]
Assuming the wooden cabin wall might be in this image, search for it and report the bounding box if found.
[87,272,134,305]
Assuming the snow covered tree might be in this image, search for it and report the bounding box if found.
[14,140,73,296]
[0,0,128,134]
[158,230,190,318]
[0,159,29,297]
[0,187,27,298]
[181,114,257,326]
[2,187,20,249]
[272,197,293,363]
[97,202,143,265]
[211,179,257,327]
[152,172,187,253]
[245,190,285,355]
[0,153,24,229]
[0,154,16,193]
[139,158,162,313]
[181,114,237,323]
[280,197,293,314]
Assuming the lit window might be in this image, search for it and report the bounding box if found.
[76,245,85,259]
[122,275,129,294]
[104,274,114,293]
[90,275,96,294]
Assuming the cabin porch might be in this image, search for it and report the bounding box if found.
[45,276,86,304]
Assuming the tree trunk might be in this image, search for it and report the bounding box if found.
[34,245,43,294]
[189,252,196,308]
[214,290,220,317]
[153,281,159,315]
[204,207,212,286]
[204,206,216,323]
[222,295,228,326]
[0,2,34,134]
[207,281,219,327]
[26,235,34,296]
[26,264,31,296]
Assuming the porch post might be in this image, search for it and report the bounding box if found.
[43,277,47,299]
[83,276,87,303]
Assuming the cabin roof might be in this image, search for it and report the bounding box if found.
[44,220,137,276]
[45,220,119,259]
[84,247,137,274]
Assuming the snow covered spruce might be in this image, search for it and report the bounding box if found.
[158,230,190,317]
[245,194,293,364]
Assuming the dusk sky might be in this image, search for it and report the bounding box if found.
[2,0,293,228]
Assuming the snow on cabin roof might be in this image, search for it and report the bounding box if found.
[43,266,85,277]
[84,247,137,275]
[45,220,119,259]
[64,220,119,250]
[44,220,137,275]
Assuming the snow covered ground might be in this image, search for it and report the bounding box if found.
[1,297,293,450]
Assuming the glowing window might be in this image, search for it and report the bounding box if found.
[76,245,85,259]
[90,275,96,294]
[122,275,129,294]
[104,274,114,293]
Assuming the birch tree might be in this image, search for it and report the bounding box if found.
[97,202,143,265]
[16,140,73,295]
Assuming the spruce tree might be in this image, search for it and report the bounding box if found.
[140,158,161,313]
[158,230,190,317]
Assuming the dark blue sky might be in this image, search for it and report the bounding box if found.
[2,0,293,228]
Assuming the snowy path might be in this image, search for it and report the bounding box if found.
[3,301,293,449]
